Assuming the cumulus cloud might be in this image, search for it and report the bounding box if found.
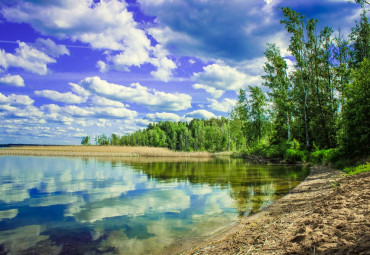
[90,96,125,108]
[192,64,260,97]
[69,83,90,98]
[185,109,216,120]
[0,92,34,106]
[0,105,43,119]
[0,42,56,75]
[62,105,93,117]
[62,105,137,119]
[0,74,25,87]
[78,76,192,111]
[207,98,237,113]
[34,38,69,57]
[34,90,87,104]
[192,84,224,99]
[1,0,177,81]
[1,0,141,51]
[146,112,182,122]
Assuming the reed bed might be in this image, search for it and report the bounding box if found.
[0,146,213,158]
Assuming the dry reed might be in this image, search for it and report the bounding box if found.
[0,146,213,158]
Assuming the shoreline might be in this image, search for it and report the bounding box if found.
[180,165,370,254]
[0,145,213,158]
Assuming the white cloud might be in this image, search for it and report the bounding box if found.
[1,0,177,81]
[0,42,56,75]
[207,98,237,113]
[2,1,139,51]
[0,209,18,221]
[0,74,25,87]
[62,105,93,117]
[44,113,74,125]
[146,112,182,122]
[96,60,108,73]
[69,83,90,98]
[0,92,34,106]
[149,45,177,82]
[79,76,192,111]
[96,119,112,128]
[91,106,137,119]
[192,84,224,99]
[0,105,43,119]
[185,109,216,120]
[34,90,87,104]
[34,38,70,57]
[62,105,137,119]
[40,104,61,114]
[90,96,125,108]
[192,64,259,97]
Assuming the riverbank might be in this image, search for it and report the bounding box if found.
[0,145,213,158]
[182,165,370,254]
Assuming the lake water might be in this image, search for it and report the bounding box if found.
[0,156,308,254]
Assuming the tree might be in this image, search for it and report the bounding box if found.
[281,7,314,150]
[262,43,292,143]
[81,136,91,145]
[95,134,109,145]
[350,10,370,68]
[249,86,267,144]
[231,89,251,148]
[341,58,370,157]
[110,133,120,145]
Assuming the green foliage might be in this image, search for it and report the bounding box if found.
[284,149,308,162]
[341,58,370,157]
[103,118,232,152]
[81,136,91,145]
[330,179,342,189]
[290,139,300,150]
[344,162,370,175]
[95,134,109,146]
[310,148,340,165]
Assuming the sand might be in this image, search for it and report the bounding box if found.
[182,166,370,255]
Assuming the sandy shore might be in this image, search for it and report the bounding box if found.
[182,166,370,255]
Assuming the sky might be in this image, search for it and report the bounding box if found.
[0,0,363,144]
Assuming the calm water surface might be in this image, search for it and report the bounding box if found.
[0,156,308,254]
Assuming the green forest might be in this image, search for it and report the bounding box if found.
[85,6,369,168]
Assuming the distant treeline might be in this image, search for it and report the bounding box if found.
[89,118,238,152]
[85,5,369,162]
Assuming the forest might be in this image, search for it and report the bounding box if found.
[85,5,369,167]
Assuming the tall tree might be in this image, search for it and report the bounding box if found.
[281,7,314,150]
[350,10,370,68]
[341,58,370,156]
[248,86,267,144]
[262,43,292,143]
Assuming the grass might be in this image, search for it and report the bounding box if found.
[0,145,213,158]
[343,162,370,175]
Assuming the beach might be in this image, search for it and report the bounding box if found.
[182,166,370,254]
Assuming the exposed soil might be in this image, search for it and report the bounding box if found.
[183,166,370,255]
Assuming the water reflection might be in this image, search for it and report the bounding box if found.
[0,156,308,254]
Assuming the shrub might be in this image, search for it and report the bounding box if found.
[309,148,342,166]
[284,149,308,162]
[343,162,370,175]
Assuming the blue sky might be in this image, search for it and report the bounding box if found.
[0,0,363,144]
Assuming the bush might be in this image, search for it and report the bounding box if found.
[344,162,370,175]
[284,149,308,162]
[310,148,340,165]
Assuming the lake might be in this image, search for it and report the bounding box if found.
[0,156,308,254]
